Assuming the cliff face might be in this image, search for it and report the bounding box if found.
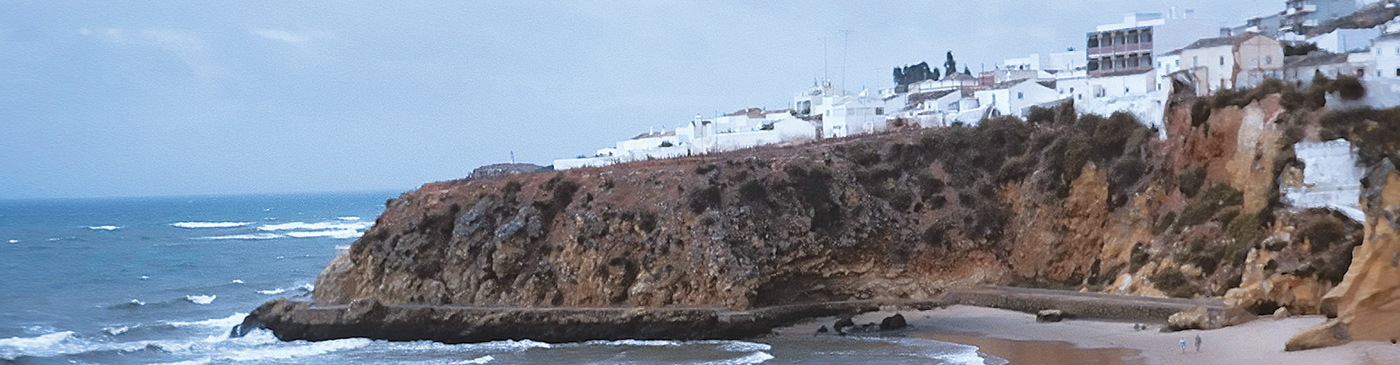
[306,90,1368,319]
[1287,160,1400,350]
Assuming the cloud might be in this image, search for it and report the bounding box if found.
[251,29,330,44]
[79,27,219,80]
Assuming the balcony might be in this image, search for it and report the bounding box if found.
[1086,42,1152,57]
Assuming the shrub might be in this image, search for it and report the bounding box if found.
[1333,75,1366,101]
[1151,266,1200,298]
[1226,212,1264,246]
[1055,98,1077,125]
[1191,99,1212,127]
[1178,166,1206,198]
[1153,211,1178,235]
[922,225,948,247]
[1178,184,1243,227]
[687,185,722,214]
[1026,106,1055,124]
[1130,243,1150,272]
[1302,217,1348,253]
[739,179,768,201]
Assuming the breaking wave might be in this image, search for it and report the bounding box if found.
[285,230,362,239]
[171,222,252,229]
[455,355,495,364]
[166,313,246,329]
[257,283,314,295]
[87,225,122,231]
[257,221,372,232]
[193,233,282,240]
[185,295,216,305]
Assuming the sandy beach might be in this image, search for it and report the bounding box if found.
[859,305,1400,365]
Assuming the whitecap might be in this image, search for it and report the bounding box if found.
[710,340,772,353]
[185,295,216,305]
[285,230,363,239]
[581,339,681,347]
[167,313,246,328]
[87,225,122,231]
[130,299,146,306]
[0,331,75,360]
[231,280,244,284]
[337,216,361,221]
[170,222,252,229]
[103,326,133,336]
[257,221,372,232]
[696,351,774,365]
[151,358,213,365]
[140,276,150,280]
[218,337,371,362]
[7,239,17,244]
[454,355,495,364]
[257,283,314,295]
[194,233,282,240]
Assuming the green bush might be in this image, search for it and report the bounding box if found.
[1178,166,1206,198]
[1026,106,1055,124]
[1333,75,1366,101]
[739,179,767,201]
[1226,211,1264,246]
[1151,266,1200,298]
[1153,211,1177,235]
[686,185,722,214]
[1191,99,1212,127]
[1178,184,1243,227]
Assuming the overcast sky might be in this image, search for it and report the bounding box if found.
[0,1,1284,199]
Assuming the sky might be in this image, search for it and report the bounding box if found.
[0,1,1285,199]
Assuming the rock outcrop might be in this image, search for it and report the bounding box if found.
[1288,160,1400,350]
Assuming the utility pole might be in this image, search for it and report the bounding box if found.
[820,36,830,85]
[839,30,852,95]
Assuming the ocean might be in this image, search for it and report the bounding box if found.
[0,191,1005,364]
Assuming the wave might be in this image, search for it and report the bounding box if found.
[167,313,246,329]
[285,230,363,239]
[581,339,681,347]
[455,355,494,364]
[103,326,134,336]
[217,333,370,362]
[171,222,252,229]
[337,216,361,221]
[257,283,314,295]
[193,233,282,240]
[257,221,372,232]
[87,225,122,231]
[7,239,17,244]
[697,351,774,365]
[185,295,216,305]
[231,280,244,284]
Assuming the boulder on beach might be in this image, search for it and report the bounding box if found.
[1036,309,1064,323]
[880,313,907,330]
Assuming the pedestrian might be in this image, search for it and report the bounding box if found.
[1179,338,1187,353]
[1195,334,1202,352]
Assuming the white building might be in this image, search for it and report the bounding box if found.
[974,79,1061,118]
[1002,49,1088,72]
[1155,50,1184,92]
[1309,28,1382,53]
[1283,139,1366,221]
[1284,51,1374,85]
[1281,0,1359,35]
[1085,12,1222,79]
[1375,31,1400,78]
[1178,33,1284,94]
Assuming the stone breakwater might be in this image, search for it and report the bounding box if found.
[245,287,1221,343]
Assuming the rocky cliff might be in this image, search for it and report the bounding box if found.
[257,78,1388,342]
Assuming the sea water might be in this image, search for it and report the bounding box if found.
[0,191,1004,364]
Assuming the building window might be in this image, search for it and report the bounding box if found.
[1017,92,1024,100]
[1142,30,1152,43]
[875,107,884,115]
[1220,56,1225,66]
[1193,56,1199,67]
[1265,56,1273,65]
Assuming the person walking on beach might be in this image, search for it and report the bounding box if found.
[1194,334,1201,352]
[1179,338,1187,353]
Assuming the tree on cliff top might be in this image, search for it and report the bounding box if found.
[892,62,940,86]
[944,51,957,77]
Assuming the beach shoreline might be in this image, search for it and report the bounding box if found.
[807,305,1400,365]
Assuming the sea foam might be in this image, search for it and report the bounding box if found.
[194,233,282,240]
[185,295,216,305]
[455,355,495,364]
[257,283,314,295]
[696,351,775,365]
[167,313,246,329]
[87,225,122,231]
[257,221,372,231]
[171,222,252,229]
